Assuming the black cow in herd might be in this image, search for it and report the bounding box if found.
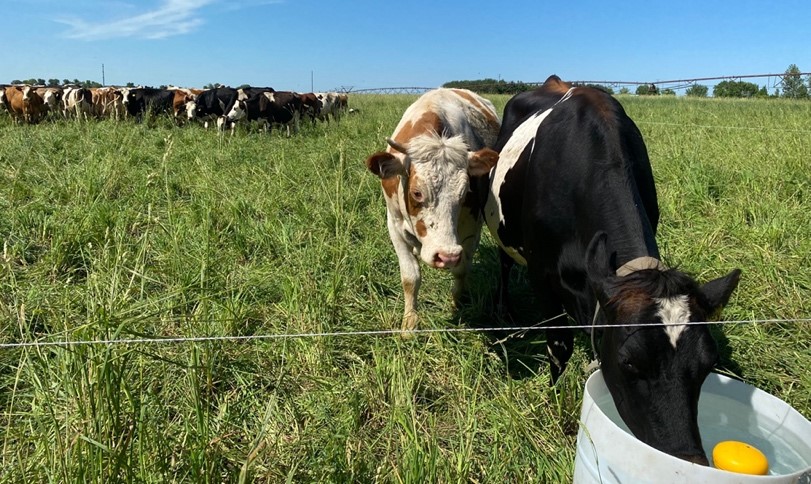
[185,87,239,127]
[225,90,302,136]
[122,87,174,120]
[483,75,741,464]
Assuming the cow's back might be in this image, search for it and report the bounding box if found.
[390,88,500,151]
[489,81,658,270]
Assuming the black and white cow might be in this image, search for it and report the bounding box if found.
[122,87,175,120]
[237,86,275,100]
[484,75,741,464]
[186,87,239,128]
[225,91,303,136]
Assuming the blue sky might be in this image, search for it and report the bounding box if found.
[1,0,809,93]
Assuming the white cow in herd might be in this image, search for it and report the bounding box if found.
[364,88,501,331]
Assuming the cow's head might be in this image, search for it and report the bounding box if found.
[120,88,133,105]
[365,134,498,268]
[22,86,34,103]
[185,96,198,119]
[226,99,247,121]
[586,232,741,465]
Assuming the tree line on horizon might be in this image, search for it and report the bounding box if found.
[9,65,811,99]
[442,64,811,99]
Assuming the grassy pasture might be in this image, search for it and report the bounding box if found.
[0,93,810,482]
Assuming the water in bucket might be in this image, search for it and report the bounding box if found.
[575,371,811,483]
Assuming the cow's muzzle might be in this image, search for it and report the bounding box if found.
[433,251,461,268]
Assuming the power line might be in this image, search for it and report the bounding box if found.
[350,72,811,95]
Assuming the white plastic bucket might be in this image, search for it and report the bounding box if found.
[574,370,811,483]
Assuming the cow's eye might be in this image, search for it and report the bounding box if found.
[621,358,641,376]
[411,190,424,203]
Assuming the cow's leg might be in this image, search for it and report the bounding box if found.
[451,210,483,308]
[497,248,515,317]
[387,221,421,332]
[527,270,572,384]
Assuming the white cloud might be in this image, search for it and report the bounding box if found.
[55,0,231,40]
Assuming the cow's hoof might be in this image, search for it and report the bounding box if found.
[400,312,418,337]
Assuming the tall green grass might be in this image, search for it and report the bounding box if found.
[0,94,809,482]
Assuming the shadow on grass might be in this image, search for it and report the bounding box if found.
[454,244,742,383]
[453,243,555,380]
[710,324,744,378]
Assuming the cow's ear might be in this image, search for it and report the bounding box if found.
[365,151,405,180]
[699,269,742,318]
[585,231,619,303]
[467,148,499,177]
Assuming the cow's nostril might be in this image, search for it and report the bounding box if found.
[434,252,461,268]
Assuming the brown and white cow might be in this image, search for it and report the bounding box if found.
[315,92,340,122]
[89,87,125,119]
[4,86,46,124]
[364,88,501,331]
[35,87,63,117]
[170,89,195,121]
[298,92,322,125]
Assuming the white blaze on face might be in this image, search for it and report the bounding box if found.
[185,100,197,119]
[42,90,56,109]
[655,296,691,348]
[227,100,246,121]
[405,134,470,267]
[484,109,556,265]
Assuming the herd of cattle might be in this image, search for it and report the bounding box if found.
[365,75,741,466]
[0,84,349,134]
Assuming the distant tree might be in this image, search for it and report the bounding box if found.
[47,78,60,86]
[126,82,135,87]
[237,83,251,89]
[442,78,531,94]
[662,88,676,96]
[713,80,760,98]
[781,64,808,99]
[589,84,614,94]
[573,83,614,94]
[62,79,71,85]
[635,84,657,95]
[685,84,708,97]
[619,87,630,95]
[203,82,224,89]
[10,79,22,84]
[757,86,769,98]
